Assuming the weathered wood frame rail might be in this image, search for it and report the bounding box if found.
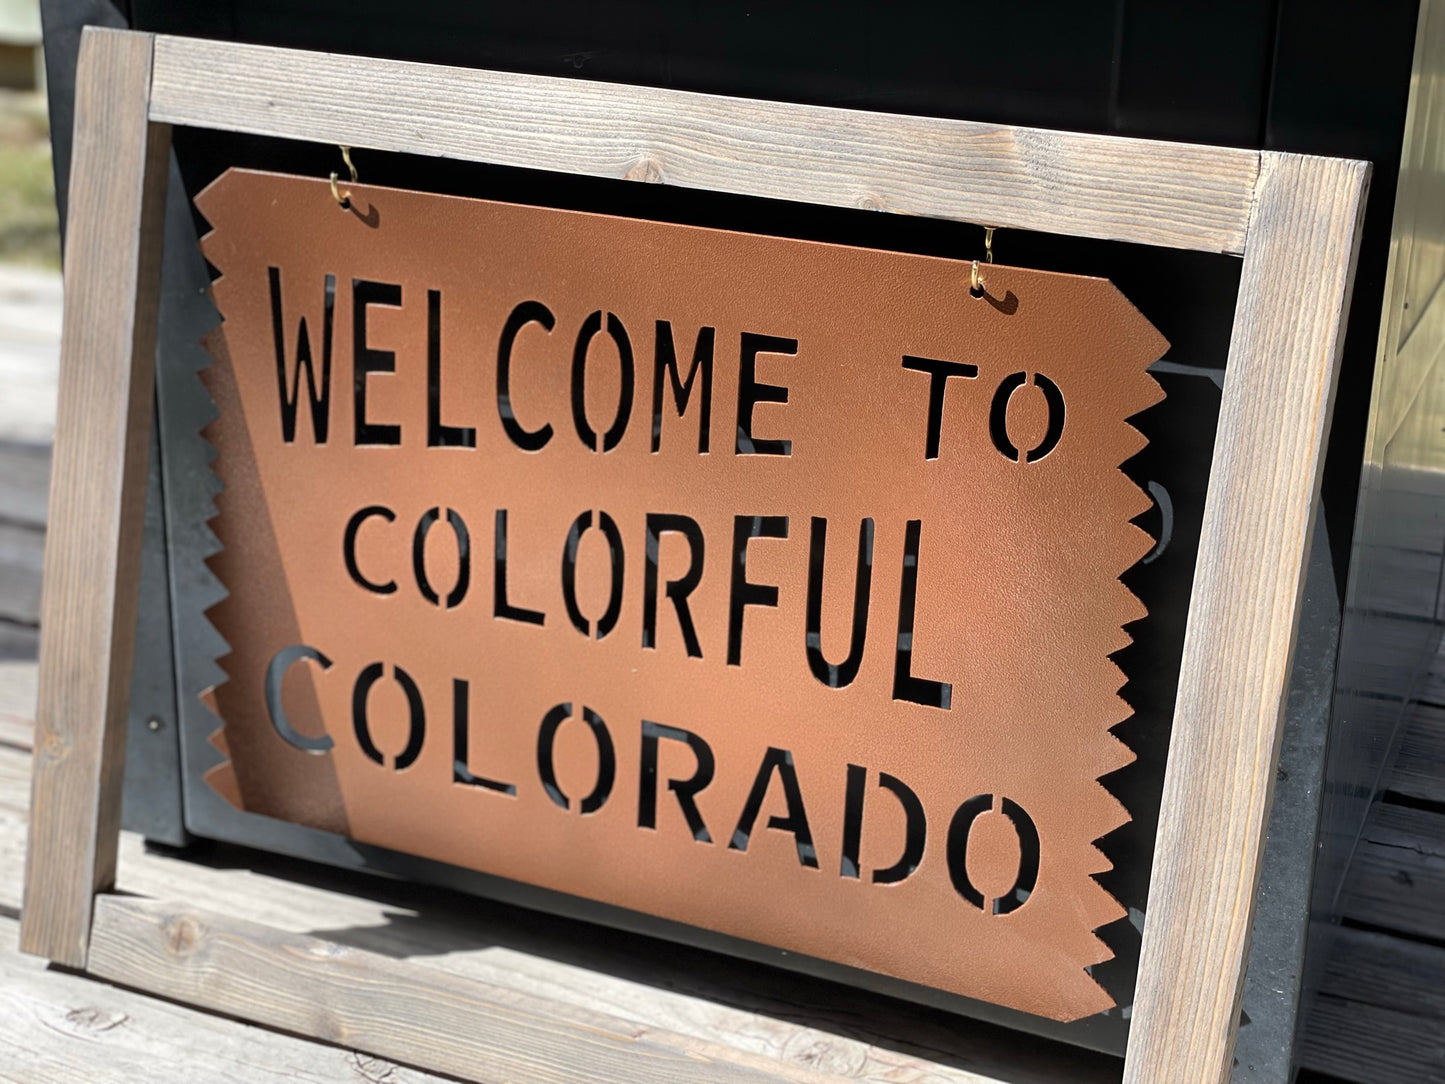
[21,25,1369,1084]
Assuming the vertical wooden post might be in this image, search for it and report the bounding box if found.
[21,26,168,968]
[1124,152,1369,1083]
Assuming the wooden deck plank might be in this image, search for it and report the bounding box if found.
[1393,703,1445,805]
[0,441,49,529]
[1298,996,1445,1084]
[1299,927,1445,1082]
[0,520,43,626]
[0,662,36,743]
[0,267,56,670]
[0,621,37,663]
[1311,925,1445,1021]
[1340,802,1445,942]
[0,743,30,821]
[0,914,450,1084]
[1422,665,1445,708]
[0,265,61,450]
[1347,545,1445,620]
[0,716,31,752]
[87,895,833,1084]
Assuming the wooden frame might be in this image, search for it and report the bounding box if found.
[21,26,1368,1084]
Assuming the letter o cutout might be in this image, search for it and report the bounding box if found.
[536,703,617,814]
[946,793,1041,914]
[989,372,1066,463]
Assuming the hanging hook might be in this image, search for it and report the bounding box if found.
[330,145,358,209]
[970,226,998,298]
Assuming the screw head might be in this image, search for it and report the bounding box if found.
[147,717,163,732]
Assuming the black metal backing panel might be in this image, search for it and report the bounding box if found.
[120,416,187,847]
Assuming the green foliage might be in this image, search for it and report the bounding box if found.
[0,89,58,269]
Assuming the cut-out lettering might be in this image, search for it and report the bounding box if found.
[730,746,818,868]
[572,311,635,452]
[727,515,789,666]
[452,678,516,794]
[536,702,616,814]
[839,764,925,882]
[805,517,873,689]
[872,772,927,884]
[642,513,705,657]
[561,510,625,639]
[735,332,795,456]
[352,661,426,770]
[268,267,334,444]
[989,371,1066,463]
[264,643,334,753]
[893,520,952,709]
[994,797,1041,914]
[652,321,714,453]
[412,507,470,610]
[946,793,1040,914]
[343,505,397,595]
[638,720,714,842]
[840,763,867,878]
[352,279,403,446]
[493,509,545,626]
[901,354,978,460]
[426,289,476,448]
[497,300,556,451]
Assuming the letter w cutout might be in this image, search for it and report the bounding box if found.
[268,267,335,443]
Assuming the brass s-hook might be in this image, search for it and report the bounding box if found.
[970,226,998,297]
[330,145,358,209]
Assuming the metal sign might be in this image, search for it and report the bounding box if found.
[197,168,1167,1022]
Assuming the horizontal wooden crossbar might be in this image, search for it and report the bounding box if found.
[146,34,1261,255]
[86,894,834,1084]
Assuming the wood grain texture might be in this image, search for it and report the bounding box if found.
[0,441,50,529]
[0,716,31,755]
[0,661,36,741]
[147,34,1260,254]
[0,916,450,1084]
[86,895,844,1084]
[0,522,43,626]
[0,623,37,664]
[19,27,169,967]
[1341,802,1445,940]
[1299,927,1445,1082]
[0,743,28,826]
[1394,702,1445,803]
[1298,997,1445,1084]
[1310,924,1445,1021]
[1123,152,1370,1084]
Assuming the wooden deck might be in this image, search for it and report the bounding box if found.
[1296,705,1445,1084]
[0,265,53,663]
[0,264,1441,1082]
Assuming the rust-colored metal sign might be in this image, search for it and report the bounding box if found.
[196,168,1166,1022]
